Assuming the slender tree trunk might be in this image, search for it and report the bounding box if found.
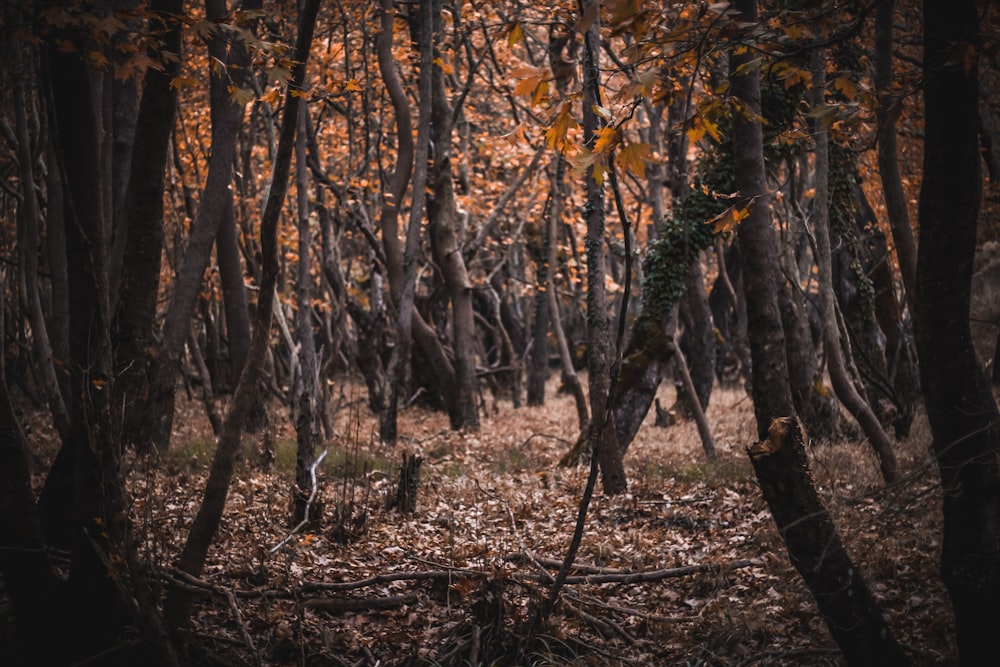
[916,1,1000,660]
[811,54,899,484]
[855,182,920,438]
[426,3,479,430]
[548,154,588,431]
[381,0,433,443]
[145,0,261,451]
[293,103,320,524]
[375,0,456,440]
[45,142,70,381]
[165,0,322,633]
[730,0,796,439]
[217,195,251,385]
[875,0,917,315]
[12,49,69,440]
[676,258,714,415]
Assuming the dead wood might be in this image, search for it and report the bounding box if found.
[304,592,418,613]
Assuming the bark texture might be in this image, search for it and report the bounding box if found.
[916,1,1000,661]
[747,418,907,666]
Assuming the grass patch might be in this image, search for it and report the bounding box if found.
[163,436,220,473]
[640,457,752,484]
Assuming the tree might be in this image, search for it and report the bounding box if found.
[915,0,1000,660]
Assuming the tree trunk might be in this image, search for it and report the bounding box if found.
[676,258,715,416]
[855,181,920,439]
[145,0,261,451]
[12,47,69,440]
[294,103,320,525]
[426,1,479,431]
[376,0,456,441]
[112,0,183,448]
[0,266,59,663]
[747,418,907,665]
[381,0,434,443]
[810,54,899,484]
[165,0,321,633]
[730,0,796,439]
[916,1,1000,660]
[875,0,917,316]
[577,0,619,494]
[217,194,251,387]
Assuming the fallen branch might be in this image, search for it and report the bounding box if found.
[518,559,752,585]
[505,551,625,575]
[304,592,417,613]
[161,558,751,600]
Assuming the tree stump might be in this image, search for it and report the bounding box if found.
[747,417,907,666]
[391,452,422,514]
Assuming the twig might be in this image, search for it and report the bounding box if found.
[520,559,752,585]
[224,589,260,667]
[505,551,625,575]
[562,598,635,643]
[269,449,328,554]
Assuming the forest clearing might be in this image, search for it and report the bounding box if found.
[2,0,999,665]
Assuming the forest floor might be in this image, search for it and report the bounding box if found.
[39,372,963,667]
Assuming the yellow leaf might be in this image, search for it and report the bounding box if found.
[616,142,650,178]
[833,76,858,100]
[593,126,619,154]
[508,22,524,47]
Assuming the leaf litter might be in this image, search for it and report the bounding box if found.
[111,375,958,666]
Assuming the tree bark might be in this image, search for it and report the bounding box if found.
[875,0,917,316]
[381,0,434,443]
[145,0,261,451]
[112,0,183,448]
[747,418,907,666]
[426,0,479,431]
[294,102,320,525]
[375,0,457,440]
[730,0,796,439]
[11,43,69,440]
[810,54,899,484]
[916,1,1000,661]
[165,0,322,634]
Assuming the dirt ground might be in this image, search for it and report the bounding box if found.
[74,371,963,667]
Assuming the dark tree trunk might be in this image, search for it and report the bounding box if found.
[12,45,69,440]
[112,0,183,448]
[145,0,261,451]
[777,261,840,441]
[916,1,1000,661]
[526,224,551,406]
[730,0,796,439]
[376,0,456,441]
[747,418,907,666]
[577,1,619,494]
[0,267,59,662]
[165,0,322,634]
[676,259,714,415]
[828,144,896,433]
[855,182,920,439]
[217,194,251,386]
